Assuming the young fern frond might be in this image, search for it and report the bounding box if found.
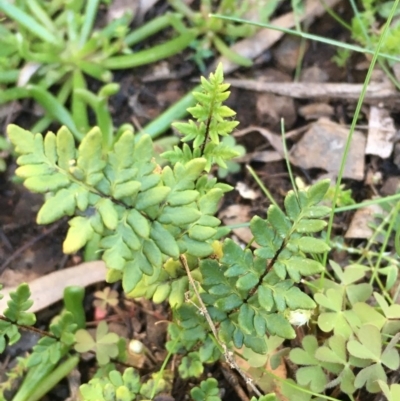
[162,63,239,170]
[0,284,36,353]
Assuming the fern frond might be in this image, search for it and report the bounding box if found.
[27,312,77,367]
[163,63,239,171]
[198,180,331,353]
[8,125,226,294]
[0,284,36,352]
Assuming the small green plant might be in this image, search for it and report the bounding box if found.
[329,0,400,84]
[350,0,400,56]
[296,177,355,208]
[3,62,400,401]
[168,0,281,70]
[0,285,84,401]
[0,0,195,142]
[191,378,221,401]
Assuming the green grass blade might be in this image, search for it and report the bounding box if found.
[124,13,177,46]
[210,14,400,63]
[0,0,60,45]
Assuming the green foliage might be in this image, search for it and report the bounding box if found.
[5,62,400,401]
[217,136,246,178]
[93,287,119,312]
[0,0,280,143]
[0,285,82,401]
[178,352,204,378]
[285,251,400,399]
[80,368,141,401]
[0,356,27,399]
[8,123,228,296]
[75,321,120,366]
[169,0,280,71]
[27,311,77,367]
[0,0,135,141]
[378,381,400,401]
[163,63,240,171]
[3,65,338,400]
[350,0,400,64]
[0,136,11,172]
[197,182,330,353]
[2,284,35,327]
[7,66,238,303]
[296,177,355,209]
[0,284,35,353]
[191,378,221,401]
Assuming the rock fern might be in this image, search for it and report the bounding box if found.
[3,64,336,400]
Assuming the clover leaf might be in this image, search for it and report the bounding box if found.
[378,381,400,401]
[315,334,357,395]
[289,336,327,393]
[314,288,358,339]
[347,325,400,393]
[75,321,119,365]
[178,352,204,379]
[191,378,221,401]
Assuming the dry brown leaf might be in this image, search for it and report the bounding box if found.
[250,150,284,163]
[256,93,296,130]
[235,126,285,155]
[235,182,259,200]
[273,35,308,73]
[235,348,288,401]
[300,65,329,83]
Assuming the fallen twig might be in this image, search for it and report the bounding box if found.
[226,80,399,105]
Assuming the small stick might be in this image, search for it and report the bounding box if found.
[220,361,250,401]
[179,255,262,397]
